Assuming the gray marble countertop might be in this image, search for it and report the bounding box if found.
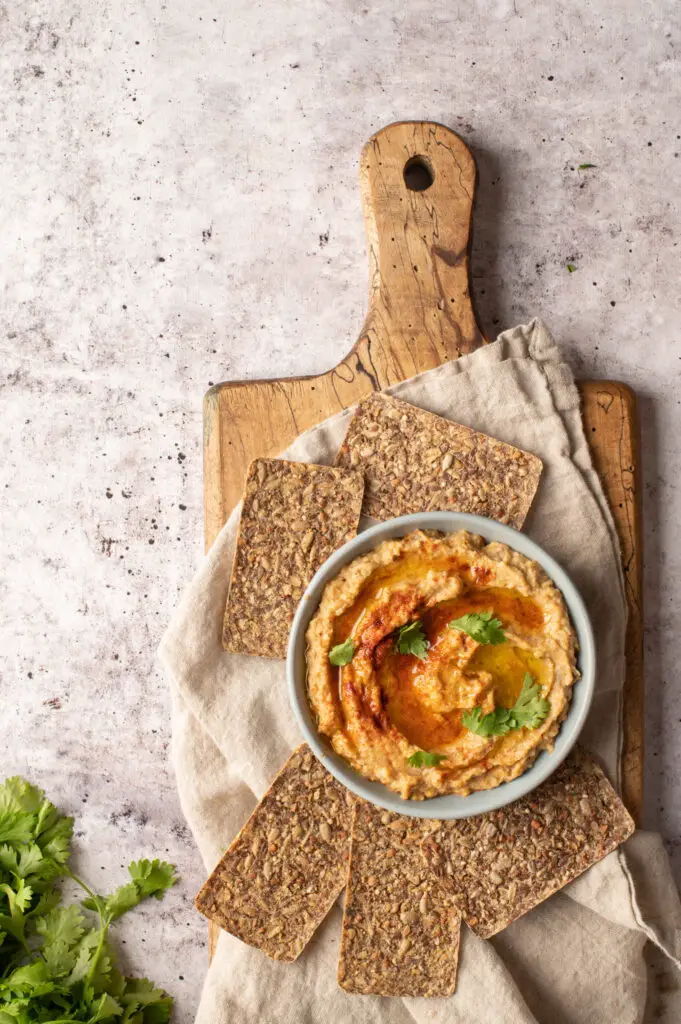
[3,2,679,1020]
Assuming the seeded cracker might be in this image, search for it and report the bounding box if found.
[195,745,354,961]
[336,392,542,528]
[338,802,461,996]
[420,748,635,939]
[222,459,364,658]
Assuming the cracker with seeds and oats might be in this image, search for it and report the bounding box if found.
[338,801,461,997]
[420,748,635,939]
[195,745,355,961]
[222,459,364,658]
[335,392,542,528]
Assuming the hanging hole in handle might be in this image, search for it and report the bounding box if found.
[403,156,434,192]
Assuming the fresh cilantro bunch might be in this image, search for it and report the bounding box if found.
[462,673,550,737]
[0,776,177,1023]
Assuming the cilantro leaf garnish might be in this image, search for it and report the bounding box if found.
[393,620,430,660]
[407,751,448,768]
[510,674,552,729]
[578,163,596,169]
[329,638,355,666]
[566,263,577,273]
[448,611,506,645]
[460,706,515,737]
[0,775,176,1021]
[462,673,550,736]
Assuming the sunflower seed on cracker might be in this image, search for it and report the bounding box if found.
[222,459,364,658]
[195,745,354,962]
[338,801,461,996]
[420,748,634,939]
[335,392,542,528]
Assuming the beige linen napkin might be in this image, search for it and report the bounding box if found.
[160,320,681,1023]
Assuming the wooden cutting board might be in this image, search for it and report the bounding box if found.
[203,122,643,846]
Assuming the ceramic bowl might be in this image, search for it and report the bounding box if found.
[286,512,595,819]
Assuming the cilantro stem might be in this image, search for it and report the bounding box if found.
[65,866,110,986]
[44,1020,94,1024]
[85,918,111,987]
[65,867,98,903]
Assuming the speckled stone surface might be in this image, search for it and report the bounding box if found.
[2,2,679,1020]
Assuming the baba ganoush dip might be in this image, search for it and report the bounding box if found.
[305,530,578,800]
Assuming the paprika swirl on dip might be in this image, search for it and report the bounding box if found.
[305,530,578,800]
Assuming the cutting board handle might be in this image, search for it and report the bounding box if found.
[204,121,486,539]
[353,121,484,380]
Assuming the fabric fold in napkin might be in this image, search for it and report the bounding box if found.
[160,319,681,1023]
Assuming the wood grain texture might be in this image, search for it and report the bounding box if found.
[204,122,482,545]
[204,122,643,959]
[580,382,643,824]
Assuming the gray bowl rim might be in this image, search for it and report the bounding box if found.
[286,511,596,820]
